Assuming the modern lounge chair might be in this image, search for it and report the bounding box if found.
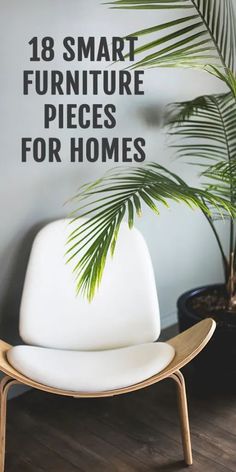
[0,219,215,471]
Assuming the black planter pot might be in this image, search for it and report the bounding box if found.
[177,284,236,385]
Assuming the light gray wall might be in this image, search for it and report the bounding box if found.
[0,0,229,342]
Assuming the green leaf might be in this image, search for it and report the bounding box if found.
[109,0,236,77]
[133,193,142,216]
[127,199,134,228]
[166,92,236,217]
[67,163,236,300]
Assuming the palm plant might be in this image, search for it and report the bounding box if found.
[165,92,236,308]
[67,0,236,306]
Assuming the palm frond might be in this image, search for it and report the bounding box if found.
[166,92,236,216]
[206,67,236,98]
[167,93,236,164]
[109,0,236,76]
[203,161,236,204]
[67,163,235,300]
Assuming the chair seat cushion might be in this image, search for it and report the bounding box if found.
[7,342,175,393]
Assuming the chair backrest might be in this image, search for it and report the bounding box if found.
[19,219,160,350]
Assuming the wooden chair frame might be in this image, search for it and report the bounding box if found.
[0,318,216,471]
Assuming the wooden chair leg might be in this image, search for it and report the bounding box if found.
[170,370,193,466]
[0,376,19,472]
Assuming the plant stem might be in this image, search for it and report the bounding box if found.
[228,251,236,309]
[202,211,228,284]
[213,96,236,304]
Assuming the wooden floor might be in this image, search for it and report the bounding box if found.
[4,330,236,472]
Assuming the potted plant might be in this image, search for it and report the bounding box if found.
[67,0,236,380]
[166,92,236,382]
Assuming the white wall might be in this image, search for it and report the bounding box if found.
[0,0,229,341]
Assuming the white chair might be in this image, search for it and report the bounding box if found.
[0,219,215,471]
